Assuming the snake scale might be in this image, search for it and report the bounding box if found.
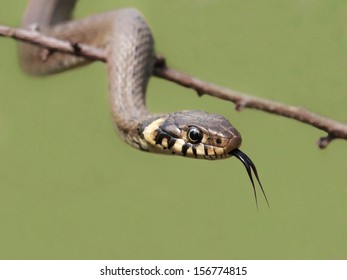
[18,0,269,206]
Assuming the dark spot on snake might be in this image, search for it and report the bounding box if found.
[216,138,222,144]
[192,146,197,158]
[182,144,189,156]
[204,146,208,156]
[168,138,176,149]
[155,131,167,145]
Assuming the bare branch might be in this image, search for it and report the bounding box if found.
[0,25,105,62]
[1,24,347,148]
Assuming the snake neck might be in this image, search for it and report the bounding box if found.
[106,9,155,148]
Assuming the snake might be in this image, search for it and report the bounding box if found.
[18,0,269,206]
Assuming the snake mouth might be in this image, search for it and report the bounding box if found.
[229,149,269,208]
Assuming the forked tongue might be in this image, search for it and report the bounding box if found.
[230,149,269,209]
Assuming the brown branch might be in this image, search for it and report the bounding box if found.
[1,24,347,148]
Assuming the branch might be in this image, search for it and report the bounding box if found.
[1,24,347,148]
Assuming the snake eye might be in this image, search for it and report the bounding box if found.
[187,127,203,144]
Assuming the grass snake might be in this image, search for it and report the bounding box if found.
[18,0,269,207]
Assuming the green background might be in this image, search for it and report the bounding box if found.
[1,0,347,259]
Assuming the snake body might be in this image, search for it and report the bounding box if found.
[19,0,269,205]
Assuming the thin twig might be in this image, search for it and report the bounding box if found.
[1,24,347,148]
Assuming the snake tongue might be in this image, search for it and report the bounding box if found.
[229,149,269,209]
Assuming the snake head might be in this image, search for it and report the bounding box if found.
[142,110,242,159]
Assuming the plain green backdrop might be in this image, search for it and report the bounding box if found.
[1,0,347,259]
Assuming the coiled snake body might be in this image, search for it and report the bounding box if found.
[19,0,269,206]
